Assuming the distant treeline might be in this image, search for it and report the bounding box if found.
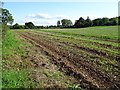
[10,16,119,29]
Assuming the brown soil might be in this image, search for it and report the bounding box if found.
[16,31,120,90]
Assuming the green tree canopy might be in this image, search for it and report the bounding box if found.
[118,16,120,25]
[61,19,73,27]
[25,22,35,29]
[1,8,14,25]
[1,8,14,38]
[12,23,24,29]
[109,17,118,25]
[101,17,109,25]
[85,16,93,27]
[57,20,61,27]
[93,18,102,26]
[74,17,85,28]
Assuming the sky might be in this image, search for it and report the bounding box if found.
[3,2,118,26]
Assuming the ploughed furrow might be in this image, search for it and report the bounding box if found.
[30,31,119,55]
[25,31,120,61]
[24,31,120,76]
[59,41,119,61]
[32,31,119,50]
[20,31,120,74]
[19,33,99,89]
[17,31,120,89]
[21,31,120,75]
[26,31,120,75]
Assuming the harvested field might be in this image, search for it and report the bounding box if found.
[13,26,120,89]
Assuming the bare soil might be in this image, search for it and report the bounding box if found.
[16,31,120,90]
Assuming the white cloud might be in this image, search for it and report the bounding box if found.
[21,13,70,26]
[55,15,68,19]
[26,13,68,20]
[22,16,56,26]
[27,13,52,19]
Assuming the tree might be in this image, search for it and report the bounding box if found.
[85,16,93,27]
[12,23,20,29]
[25,22,35,29]
[1,8,14,37]
[93,18,102,26]
[119,16,120,25]
[109,17,118,25]
[101,17,109,25]
[74,17,85,28]
[57,20,61,27]
[61,19,73,27]
[2,8,14,24]
[12,23,24,29]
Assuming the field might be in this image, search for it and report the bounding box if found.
[2,26,120,89]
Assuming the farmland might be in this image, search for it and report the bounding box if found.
[2,26,120,89]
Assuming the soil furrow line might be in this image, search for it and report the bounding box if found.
[31,31,119,50]
[17,31,120,88]
[24,31,120,61]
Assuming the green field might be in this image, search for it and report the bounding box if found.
[2,26,120,89]
[40,26,118,39]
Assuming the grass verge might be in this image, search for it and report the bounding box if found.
[2,31,32,88]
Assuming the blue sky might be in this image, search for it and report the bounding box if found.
[3,2,118,26]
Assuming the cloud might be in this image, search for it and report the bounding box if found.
[22,17,56,26]
[26,13,68,20]
[55,15,68,19]
[27,13,52,19]
[22,13,69,26]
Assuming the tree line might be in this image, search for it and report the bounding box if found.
[10,22,58,29]
[57,16,118,28]
[10,16,119,29]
